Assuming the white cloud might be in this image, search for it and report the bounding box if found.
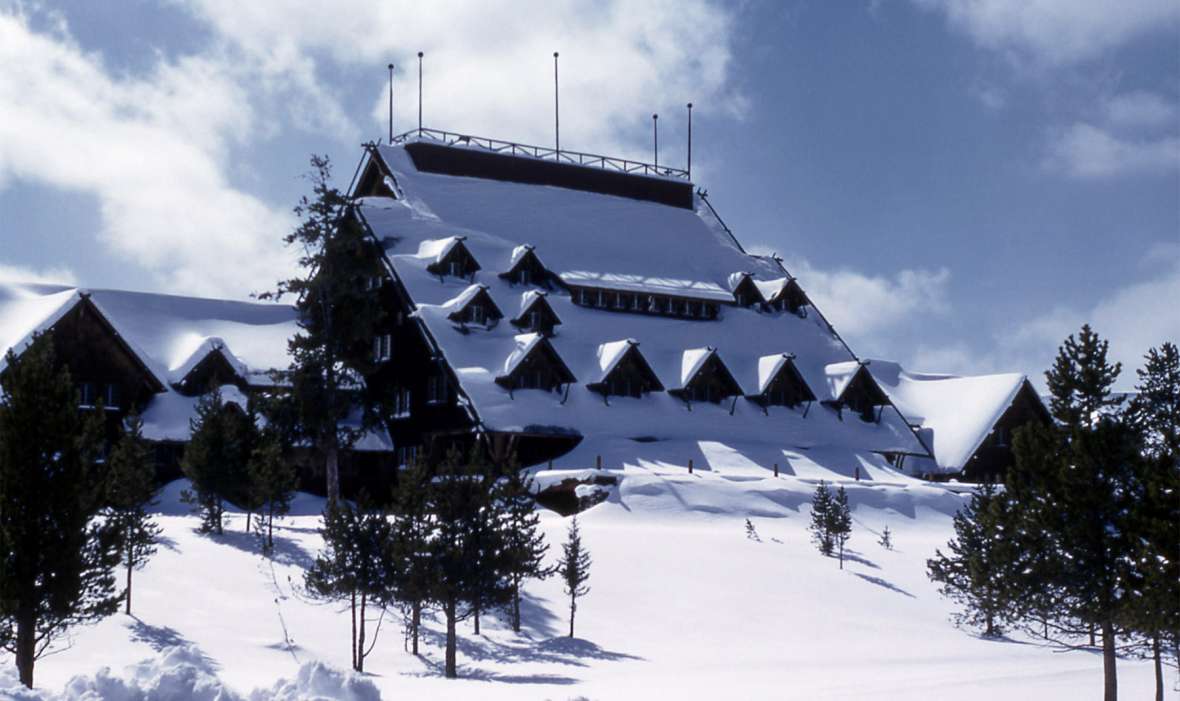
[0,262,76,286]
[1103,90,1178,130]
[914,0,1180,66]
[783,256,952,346]
[0,10,301,297]
[178,0,745,163]
[1044,122,1180,178]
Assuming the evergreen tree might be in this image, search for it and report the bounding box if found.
[745,518,760,542]
[180,387,250,535]
[390,456,432,656]
[926,481,1019,637]
[498,464,550,634]
[264,155,386,504]
[1005,325,1138,700]
[105,412,162,615]
[468,455,512,637]
[560,516,591,639]
[1126,343,1180,701]
[248,428,297,550]
[878,525,893,551]
[830,486,852,569]
[422,448,509,678]
[808,481,835,556]
[305,496,394,673]
[0,335,120,688]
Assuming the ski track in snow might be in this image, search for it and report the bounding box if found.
[0,472,1164,700]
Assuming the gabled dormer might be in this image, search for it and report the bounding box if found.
[499,244,553,288]
[729,272,767,309]
[670,347,744,405]
[494,333,577,395]
[354,150,398,198]
[587,339,664,400]
[760,277,809,316]
[510,290,562,337]
[423,236,481,280]
[751,353,815,410]
[825,361,889,422]
[445,284,503,329]
[172,338,250,396]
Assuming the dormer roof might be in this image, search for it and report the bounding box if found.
[443,284,503,324]
[494,333,577,388]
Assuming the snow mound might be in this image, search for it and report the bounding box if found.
[59,644,241,701]
[249,662,381,701]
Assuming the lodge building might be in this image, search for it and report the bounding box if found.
[0,129,1048,491]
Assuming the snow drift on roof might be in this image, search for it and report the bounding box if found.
[595,339,638,380]
[865,359,1031,473]
[757,353,793,395]
[679,347,716,388]
[825,361,863,400]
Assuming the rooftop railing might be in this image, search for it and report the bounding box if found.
[390,127,690,181]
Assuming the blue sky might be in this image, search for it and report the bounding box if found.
[1,0,1176,388]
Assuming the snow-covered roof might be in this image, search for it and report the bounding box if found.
[508,244,535,268]
[679,347,717,388]
[441,283,490,314]
[753,278,791,303]
[357,143,927,459]
[416,236,465,264]
[824,361,864,401]
[595,339,638,381]
[0,283,86,374]
[864,359,1035,473]
[168,336,250,386]
[500,333,546,378]
[516,289,548,316]
[756,353,793,395]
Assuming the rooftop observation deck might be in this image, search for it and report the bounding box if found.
[388,128,696,209]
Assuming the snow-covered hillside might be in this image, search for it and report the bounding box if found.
[1,465,1163,700]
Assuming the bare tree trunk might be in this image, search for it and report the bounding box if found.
[444,599,458,678]
[350,590,357,671]
[512,581,521,633]
[326,442,340,505]
[569,594,576,638]
[357,592,367,673]
[1090,623,1097,647]
[1102,620,1118,701]
[838,540,844,570]
[473,599,480,636]
[1152,634,1163,701]
[16,608,35,688]
[125,548,133,615]
[411,600,420,655]
[267,506,274,550]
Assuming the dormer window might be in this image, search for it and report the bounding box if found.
[588,340,663,400]
[500,245,552,288]
[753,354,815,410]
[425,237,481,280]
[763,278,810,316]
[510,292,562,337]
[729,272,767,310]
[446,285,503,330]
[826,362,889,422]
[495,335,577,395]
[671,348,743,405]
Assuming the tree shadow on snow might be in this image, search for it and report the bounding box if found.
[513,591,563,640]
[413,654,579,685]
[839,549,881,570]
[207,528,315,570]
[852,573,915,599]
[127,616,218,669]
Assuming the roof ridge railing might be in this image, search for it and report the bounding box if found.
[390,127,690,181]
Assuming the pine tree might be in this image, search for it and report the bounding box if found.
[264,155,386,504]
[560,516,591,639]
[305,496,394,673]
[830,486,852,569]
[745,518,760,542]
[808,481,835,556]
[468,452,512,637]
[1126,342,1180,701]
[0,334,120,688]
[878,525,893,551]
[180,387,250,535]
[248,428,297,550]
[926,481,1019,637]
[499,464,550,634]
[424,448,504,678]
[105,412,162,615]
[390,456,432,656]
[1007,325,1138,701]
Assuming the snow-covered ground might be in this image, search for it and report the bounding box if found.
[1,463,1164,700]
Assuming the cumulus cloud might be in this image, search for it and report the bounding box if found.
[0,263,76,286]
[913,0,1180,66]
[782,255,951,347]
[1103,91,1178,130]
[178,0,744,163]
[1044,122,1180,178]
[0,10,297,298]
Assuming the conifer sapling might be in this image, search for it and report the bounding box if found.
[105,412,162,615]
[560,516,592,638]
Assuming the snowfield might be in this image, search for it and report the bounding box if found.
[1,463,1163,700]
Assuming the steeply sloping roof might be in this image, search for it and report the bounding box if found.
[357,143,927,457]
[865,359,1037,473]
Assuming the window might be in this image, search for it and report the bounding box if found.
[397,445,419,469]
[613,293,626,310]
[449,260,462,277]
[393,388,411,418]
[519,268,531,286]
[426,375,446,404]
[469,304,486,325]
[631,294,643,311]
[372,334,392,362]
[79,382,96,407]
[527,311,542,331]
[104,383,120,409]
